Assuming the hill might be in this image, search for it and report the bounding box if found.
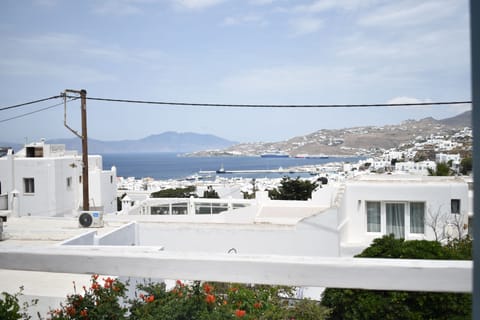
[46,132,238,154]
[438,109,471,127]
[201,110,472,157]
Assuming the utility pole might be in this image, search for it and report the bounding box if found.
[63,89,89,211]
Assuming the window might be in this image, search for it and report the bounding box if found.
[366,201,381,232]
[66,177,72,189]
[110,175,113,184]
[451,199,461,214]
[172,202,188,215]
[366,201,425,237]
[386,203,405,239]
[151,205,170,215]
[410,202,425,234]
[23,178,35,194]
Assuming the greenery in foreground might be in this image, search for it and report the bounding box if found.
[1,277,329,319]
[321,235,473,320]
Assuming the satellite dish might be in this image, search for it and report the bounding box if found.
[79,212,93,228]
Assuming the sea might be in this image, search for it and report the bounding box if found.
[102,153,363,180]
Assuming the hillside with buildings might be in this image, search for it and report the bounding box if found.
[191,110,471,157]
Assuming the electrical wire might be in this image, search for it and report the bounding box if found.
[0,98,78,124]
[0,95,63,112]
[82,96,472,108]
[2,94,472,112]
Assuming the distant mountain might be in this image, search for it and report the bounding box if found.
[438,110,471,127]
[3,111,472,156]
[46,132,238,154]
[201,110,473,157]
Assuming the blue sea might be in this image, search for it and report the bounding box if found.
[102,153,362,180]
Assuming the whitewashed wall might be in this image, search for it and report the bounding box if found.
[136,208,339,256]
[338,176,469,254]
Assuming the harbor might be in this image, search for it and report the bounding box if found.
[200,167,313,175]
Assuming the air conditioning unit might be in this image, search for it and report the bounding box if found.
[78,211,104,228]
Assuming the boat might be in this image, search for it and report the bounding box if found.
[305,154,329,159]
[260,153,289,158]
[216,164,230,174]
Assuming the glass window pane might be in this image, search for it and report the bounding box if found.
[151,205,170,215]
[410,202,425,234]
[386,203,405,239]
[366,201,381,232]
[172,203,187,215]
[451,199,460,214]
[23,178,35,194]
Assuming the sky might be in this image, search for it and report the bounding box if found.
[0,0,472,144]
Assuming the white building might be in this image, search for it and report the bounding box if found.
[0,140,117,217]
[436,153,461,164]
[394,160,436,175]
[338,175,471,255]
[0,173,473,316]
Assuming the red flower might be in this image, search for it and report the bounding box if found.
[80,309,88,317]
[66,306,76,316]
[91,283,100,290]
[146,295,155,303]
[254,302,262,309]
[205,294,216,304]
[104,277,114,289]
[235,309,246,317]
[92,274,99,281]
[229,287,238,293]
[203,283,213,294]
[176,280,184,287]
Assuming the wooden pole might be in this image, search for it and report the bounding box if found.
[80,89,89,211]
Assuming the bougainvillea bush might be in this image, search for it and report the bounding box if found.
[43,276,329,320]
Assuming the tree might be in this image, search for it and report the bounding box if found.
[268,177,318,200]
[427,162,453,176]
[151,186,196,198]
[460,157,472,175]
[426,205,469,241]
[426,205,449,241]
[321,235,472,320]
[203,186,219,199]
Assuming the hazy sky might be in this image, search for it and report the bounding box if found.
[0,0,472,144]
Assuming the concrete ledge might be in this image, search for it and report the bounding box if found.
[0,245,472,293]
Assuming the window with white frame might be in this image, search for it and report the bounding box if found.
[410,202,425,234]
[366,201,425,238]
[366,201,381,232]
[23,178,35,194]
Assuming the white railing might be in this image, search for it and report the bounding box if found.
[0,245,472,293]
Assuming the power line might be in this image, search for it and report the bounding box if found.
[0,95,62,112]
[0,98,77,124]
[81,96,472,108]
[2,94,472,111]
